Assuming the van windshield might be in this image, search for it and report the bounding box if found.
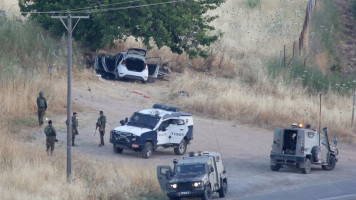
[177,164,206,174]
[127,113,160,129]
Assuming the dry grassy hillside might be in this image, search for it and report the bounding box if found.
[210,0,308,65]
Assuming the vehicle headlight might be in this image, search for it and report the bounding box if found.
[167,183,178,189]
[192,181,203,188]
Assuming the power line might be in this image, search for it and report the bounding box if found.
[19,0,186,15]
[53,0,143,13]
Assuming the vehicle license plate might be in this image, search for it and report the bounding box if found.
[179,191,191,195]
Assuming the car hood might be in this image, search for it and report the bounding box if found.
[113,125,152,136]
[169,173,208,183]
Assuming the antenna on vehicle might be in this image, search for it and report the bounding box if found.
[319,93,322,146]
[210,120,222,153]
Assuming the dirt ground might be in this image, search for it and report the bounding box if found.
[30,77,356,199]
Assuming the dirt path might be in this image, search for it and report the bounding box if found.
[32,77,356,199]
[335,0,356,74]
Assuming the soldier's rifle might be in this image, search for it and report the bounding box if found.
[94,123,98,136]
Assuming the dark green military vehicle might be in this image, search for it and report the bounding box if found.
[270,123,339,174]
[157,152,228,200]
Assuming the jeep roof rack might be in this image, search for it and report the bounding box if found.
[153,104,179,112]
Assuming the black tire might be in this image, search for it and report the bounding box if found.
[322,155,336,170]
[174,140,187,155]
[142,80,147,84]
[311,146,321,163]
[113,145,123,153]
[142,142,153,159]
[301,158,311,174]
[201,185,212,200]
[218,180,228,198]
[271,164,281,171]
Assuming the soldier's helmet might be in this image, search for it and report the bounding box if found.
[39,91,44,96]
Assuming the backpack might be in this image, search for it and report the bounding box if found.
[44,126,53,136]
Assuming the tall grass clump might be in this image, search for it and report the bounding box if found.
[247,0,260,8]
[309,0,341,71]
[0,129,164,200]
[266,58,356,95]
[0,17,84,125]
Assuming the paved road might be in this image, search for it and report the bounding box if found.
[34,80,356,200]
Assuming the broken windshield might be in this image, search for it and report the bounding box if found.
[127,112,160,129]
[127,48,146,57]
[177,164,207,174]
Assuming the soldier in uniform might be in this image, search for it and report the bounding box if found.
[44,120,57,155]
[37,91,47,126]
[67,112,79,146]
[97,111,106,147]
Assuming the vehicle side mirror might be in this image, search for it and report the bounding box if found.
[210,167,214,173]
[120,120,125,126]
[334,135,338,145]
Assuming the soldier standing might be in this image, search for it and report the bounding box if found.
[67,112,79,146]
[44,120,57,155]
[97,111,106,147]
[37,91,47,126]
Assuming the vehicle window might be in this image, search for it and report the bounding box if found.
[160,168,170,175]
[127,49,146,57]
[308,132,314,138]
[127,112,160,129]
[177,119,185,125]
[177,164,206,174]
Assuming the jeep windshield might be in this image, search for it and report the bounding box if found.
[127,112,160,129]
[177,164,207,174]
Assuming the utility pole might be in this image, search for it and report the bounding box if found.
[51,13,89,182]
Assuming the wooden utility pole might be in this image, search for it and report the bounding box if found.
[51,13,89,182]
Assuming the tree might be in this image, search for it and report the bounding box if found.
[19,0,225,58]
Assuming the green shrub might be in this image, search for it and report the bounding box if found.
[247,0,260,8]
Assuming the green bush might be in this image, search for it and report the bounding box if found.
[266,58,356,95]
[247,0,260,8]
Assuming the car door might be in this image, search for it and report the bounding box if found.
[157,120,170,145]
[146,57,161,78]
[168,119,188,144]
[272,128,283,154]
[157,165,172,191]
[320,133,329,162]
[208,158,218,191]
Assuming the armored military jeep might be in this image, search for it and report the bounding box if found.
[157,152,228,200]
[270,123,338,174]
[110,104,193,159]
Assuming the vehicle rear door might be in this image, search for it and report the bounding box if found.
[146,57,161,78]
[157,165,172,191]
[272,128,283,154]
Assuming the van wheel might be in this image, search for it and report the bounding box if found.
[142,80,147,84]
[142,142,153,159]
[271,164,281,171]
[322,155,336,170]
[201,185,212,200]
[113,145,123,153]
[311,146,321,162]
[218,180,228,198]
[174,140,187,155]
[301,158,311,174]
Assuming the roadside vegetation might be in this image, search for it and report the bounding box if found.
[0,17,164,199]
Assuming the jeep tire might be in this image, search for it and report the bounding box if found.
[218,180,228,198]
[142,142,153,159]
[202,184,212,200]
[301,158,311,174]
[322,155,336,170]
[174,139,187,155]
[271,164,281,171]
[311,146,321,162]
[113,145,123,153]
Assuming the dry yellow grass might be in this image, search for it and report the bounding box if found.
[169,69,356,143]
[0,129,164,200]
